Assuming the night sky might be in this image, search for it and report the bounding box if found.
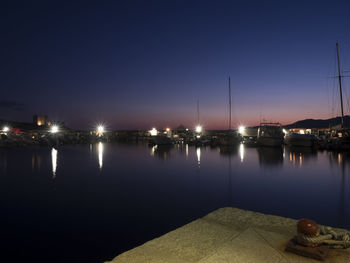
[2,0,350,130]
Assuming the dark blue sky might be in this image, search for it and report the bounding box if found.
[2,0,350,130]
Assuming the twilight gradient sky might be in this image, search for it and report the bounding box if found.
[2,0,350,130]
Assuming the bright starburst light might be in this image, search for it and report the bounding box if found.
[195,125,202,133]
[238,126,245,134]
[50,125,59,134]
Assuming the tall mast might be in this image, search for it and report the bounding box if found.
[197,98,200,124]
[336,42,344,128]
[229,76,232,130]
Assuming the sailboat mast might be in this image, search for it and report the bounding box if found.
[197,99,200,124]
[229,76,232,130]
[336,42,345,128]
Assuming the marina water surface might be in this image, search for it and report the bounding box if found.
[0,143,349,262]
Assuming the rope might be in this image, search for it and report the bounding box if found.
[297,225,350,249]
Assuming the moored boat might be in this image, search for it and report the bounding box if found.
[284,133,318,147]
[257,122,284,147]
[150,135,173,145]
[330,129,350,150]
[218,130,242,146]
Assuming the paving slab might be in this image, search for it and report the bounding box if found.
[198,228,288,263]
[106,207,350,263]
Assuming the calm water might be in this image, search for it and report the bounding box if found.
[0,143,349,262]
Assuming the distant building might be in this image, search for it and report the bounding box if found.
[33,115,48,126]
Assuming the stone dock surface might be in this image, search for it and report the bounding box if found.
[106,207,350,263]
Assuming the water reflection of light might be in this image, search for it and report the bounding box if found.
[196,147,201,167]
[289,152,303,167]
[151,145,157,156]
[239,143,244,162]
[32,154,35,170]
[186,144,188,158]
[37,155,41,170]
[98,142,104,170]
[338,153,343,165]
[51,148,57,178]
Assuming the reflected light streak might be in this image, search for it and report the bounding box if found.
[338,153,343,165]
[151,145,157,156]
[32,154,35,170]
[196,147,201,167]
[186,144,188,158]
[51,148,57,178]
[289,152,303,166]
[239,143,244,162]
[98,142,104,170]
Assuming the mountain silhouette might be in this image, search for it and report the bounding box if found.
[283,116,350,129]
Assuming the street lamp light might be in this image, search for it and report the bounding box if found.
[50,125,59,134]
[150,128,158,136]
[238,126,245,134]
[97,125,105,136]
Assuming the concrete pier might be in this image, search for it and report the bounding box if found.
[106,207,350,263]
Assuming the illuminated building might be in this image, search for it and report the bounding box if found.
[33,115,48,126]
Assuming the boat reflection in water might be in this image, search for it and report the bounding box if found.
[285,146,317,167]
[328,151,349,228]
[51,147,57,178]
[219,145,238,157]
[98,142,104,170]
[150,145,172,160]
[328,151,350,167]
[172,143,188,158]
[257,146,283,167]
